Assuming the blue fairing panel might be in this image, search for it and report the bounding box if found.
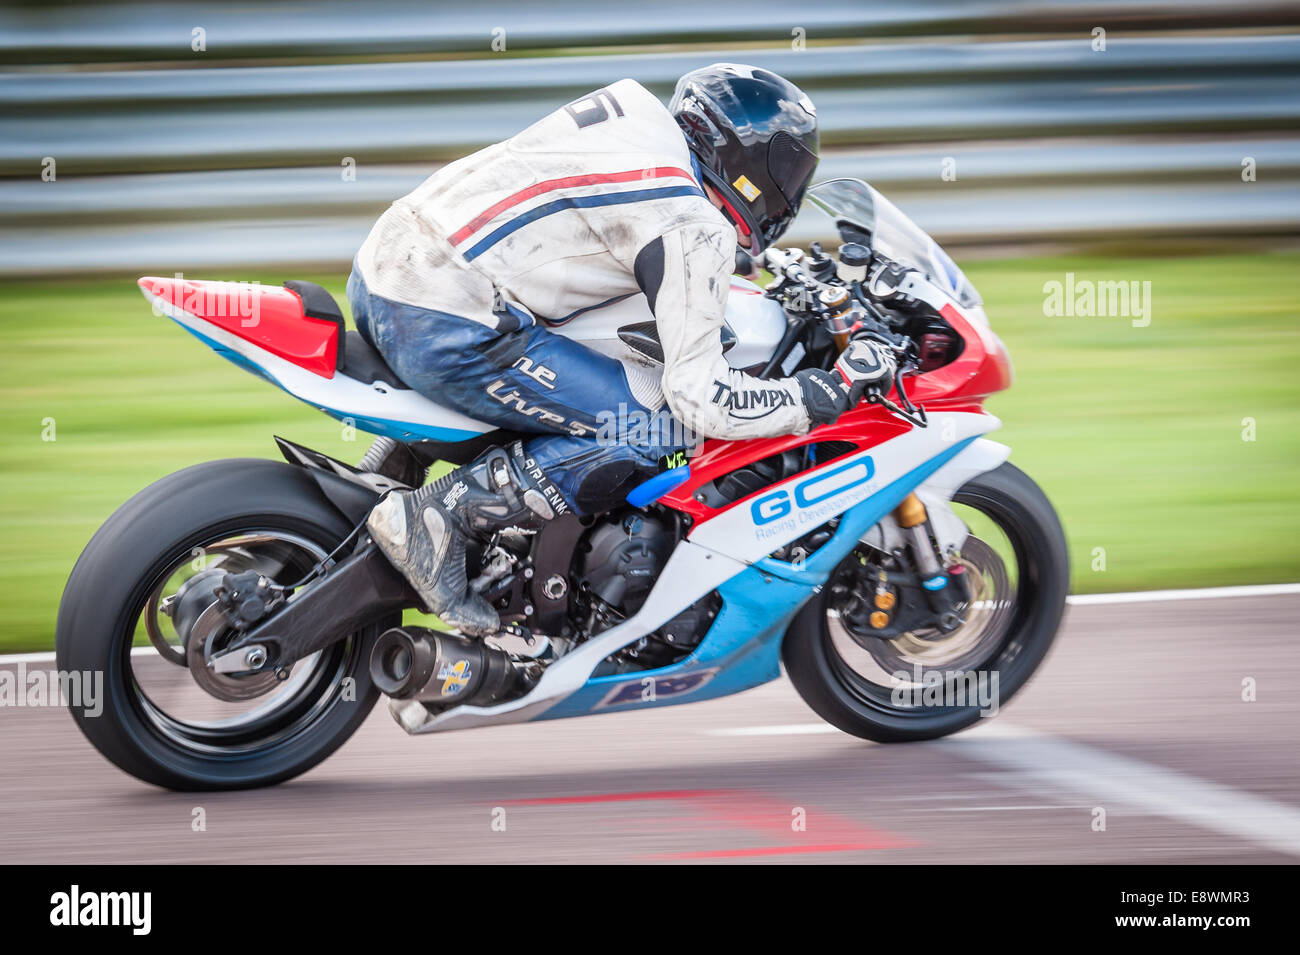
[626,465,691,508]
[535,437,979,720]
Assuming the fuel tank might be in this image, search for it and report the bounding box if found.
[549,276,786,375]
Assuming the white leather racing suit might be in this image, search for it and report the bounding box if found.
[349,79,814,512]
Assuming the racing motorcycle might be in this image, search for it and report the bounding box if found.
[56,178,1068,790]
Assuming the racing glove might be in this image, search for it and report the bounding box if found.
[796,339,899,428]
[835,337,897,404]
[795,368,850,428]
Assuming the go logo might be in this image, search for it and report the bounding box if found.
[750,455,875,525]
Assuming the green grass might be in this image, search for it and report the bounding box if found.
[2,252,1297,651]
[975,252,1299,593]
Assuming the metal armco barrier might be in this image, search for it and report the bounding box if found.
[1,1,1297,275]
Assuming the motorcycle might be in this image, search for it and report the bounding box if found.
[56,178,1068,790]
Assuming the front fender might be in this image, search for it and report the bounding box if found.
[862,438,1011,557]
[917,438,1011,556]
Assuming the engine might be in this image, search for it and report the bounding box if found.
[574,509,718,670]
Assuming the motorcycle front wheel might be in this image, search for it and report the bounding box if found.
[56,458,389,790]
[782,461,1069,742]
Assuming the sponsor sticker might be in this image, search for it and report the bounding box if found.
[442,481,469,510]
[732,175,761,201]
[594,669,718,709]
[438,659,472,696]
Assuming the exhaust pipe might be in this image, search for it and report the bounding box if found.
[370,626,519,706]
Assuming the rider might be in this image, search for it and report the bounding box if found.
[350,64,896,636]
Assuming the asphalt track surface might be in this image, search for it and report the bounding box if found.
[2,592,1297,864]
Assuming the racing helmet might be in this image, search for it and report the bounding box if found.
[670,63,819,254]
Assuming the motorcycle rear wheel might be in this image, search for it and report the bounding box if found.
[782,461,1068,742]
[56,458,389,790]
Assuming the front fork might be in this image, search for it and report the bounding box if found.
[878,493,970,633]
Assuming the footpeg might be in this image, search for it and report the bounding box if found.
[486,623,552,660]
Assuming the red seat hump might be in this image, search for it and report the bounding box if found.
[138,276,339,378]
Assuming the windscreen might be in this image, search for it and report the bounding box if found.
[806,178,983,310]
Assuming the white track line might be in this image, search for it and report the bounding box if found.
[1066,582,1300,605]
[4,582,1297,665]
[707,719,1300,858]
[938,721,1300,858]
[0,647,158,665]
[709,723,841,737]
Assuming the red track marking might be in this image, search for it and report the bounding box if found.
[498,789,917,858]
[502,789,734,805]
[652,842,906,860]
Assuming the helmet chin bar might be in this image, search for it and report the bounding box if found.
[702,177,762,255]
[672,64,819,257]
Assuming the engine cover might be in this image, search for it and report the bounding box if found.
[576,511,675,615]
[576,510,719,669]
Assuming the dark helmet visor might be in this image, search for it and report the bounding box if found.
[768,131,819,206]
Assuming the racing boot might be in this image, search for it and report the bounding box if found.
[366,442,566,636]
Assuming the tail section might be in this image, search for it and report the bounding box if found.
[138,276,491,443]
[139,276,340,377]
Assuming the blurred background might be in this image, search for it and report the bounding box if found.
[1,0,1300,870]
[2,0,1298,651]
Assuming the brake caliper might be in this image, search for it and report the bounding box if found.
[214,570,280,630]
